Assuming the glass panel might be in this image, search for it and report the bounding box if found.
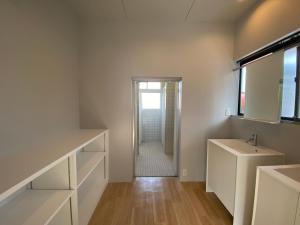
[282,47,297,118]
[141,93,161,109]
[139,82,147,89]
[147,82,161,89]
[240,67,246,114]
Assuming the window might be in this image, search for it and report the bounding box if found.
[238,31,300,121]
[139,82,161,90]
[239,67,246,114]
[141,93,161,109]
[282,47,297,118]
[139,82,162,109]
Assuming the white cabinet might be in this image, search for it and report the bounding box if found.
[252,165,300,225]
[0,129,109,225]
[206,142,237,214]
[206,139,285,225]
[252,171,298,225]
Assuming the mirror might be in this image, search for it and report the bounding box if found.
[242,51,284,123]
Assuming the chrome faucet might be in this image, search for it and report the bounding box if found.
[247,133,258,146]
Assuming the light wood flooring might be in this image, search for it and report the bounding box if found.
[88,177,233,225]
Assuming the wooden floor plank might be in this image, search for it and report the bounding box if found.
[88,177,233,225]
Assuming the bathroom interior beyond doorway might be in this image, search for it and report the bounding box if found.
[132,78,182,177]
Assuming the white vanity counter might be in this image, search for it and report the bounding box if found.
[209,139,283,156]
[261,164,300,191]
[206,139,285,225]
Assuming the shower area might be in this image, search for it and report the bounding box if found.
[133,79,181,177]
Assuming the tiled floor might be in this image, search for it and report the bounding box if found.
[135,142,176,177]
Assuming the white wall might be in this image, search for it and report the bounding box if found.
[232,0,300,163]
[79,22,237,181]
[0,0,80,152]
[235,0,300,59]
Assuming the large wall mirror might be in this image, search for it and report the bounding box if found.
[238,30,300,123]
[242,51,284,123]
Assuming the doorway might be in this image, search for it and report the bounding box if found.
[132,78,182,177]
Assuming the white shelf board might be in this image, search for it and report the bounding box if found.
[78,162,107,225]
[0,129,106,202]
[77,151,106,187]
[0,189,72,225]
[78,181,107,225]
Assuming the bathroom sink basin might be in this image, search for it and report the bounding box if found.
[210,139,283,156]
[276,167,300,183]
[258,165,300,192]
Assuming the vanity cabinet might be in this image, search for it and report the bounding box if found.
[206,139,285,225]
[206,141,237,214]
[252,165,300,225]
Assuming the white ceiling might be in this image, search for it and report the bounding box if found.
[67,0,259,22]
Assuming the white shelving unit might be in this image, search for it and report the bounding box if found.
[0,129,109,225]
[77,151,106,187]
[78,161,107,225]
[0,190,72,225]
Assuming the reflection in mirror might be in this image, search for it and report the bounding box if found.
[243,51,284,123]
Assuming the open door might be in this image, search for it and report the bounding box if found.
[132,78,182,177]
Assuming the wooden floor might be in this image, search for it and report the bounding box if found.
[88,177,233,225]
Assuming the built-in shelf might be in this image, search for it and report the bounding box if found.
[0,190,72,225]
[0,129,109,225]
[0,129,105,202]
[78,161,106,225]
[77,151,106,187]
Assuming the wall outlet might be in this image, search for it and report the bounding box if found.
[182,169,188,177]
[225,107,231,116]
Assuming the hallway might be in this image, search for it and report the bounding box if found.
[134,81,180,177]
[135,142,175,177]
[88,177,233,225]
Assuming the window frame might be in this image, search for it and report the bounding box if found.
[139,82,161,90]
[237,31,300,121]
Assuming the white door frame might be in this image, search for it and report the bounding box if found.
[131,77,183,178]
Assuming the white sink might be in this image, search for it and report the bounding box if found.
[210,139,282,155]
[260,164,300,191]
[276,167,300,183]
